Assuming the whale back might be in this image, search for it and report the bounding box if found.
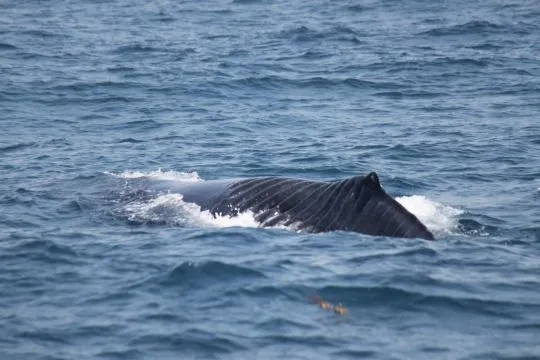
[207,173,434,240]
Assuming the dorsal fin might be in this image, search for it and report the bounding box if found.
[363,171,381,189]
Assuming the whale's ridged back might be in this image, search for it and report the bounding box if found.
[209,173,434,240]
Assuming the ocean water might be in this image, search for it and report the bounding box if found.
[1,0,540,358]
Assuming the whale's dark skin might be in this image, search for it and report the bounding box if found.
[163,172,434,240]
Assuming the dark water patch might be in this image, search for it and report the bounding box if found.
[279,26,323,42]
[387,57,490,74]
[277,50,333,61]
[18,329,70,345]
[109,119,164,131]
[106,66,136,73]
[503,322,540,330]
[78,114,113,121]
[260,334,337,347]
[226,285,291,299]
[467,42,504,50]
[224,75,400,91]
[331,25,360,36]
[424,127,465,136]
[170,47,196,59]
[57,199,85,214]
[278,25,363,44]
[183,229,263,245]
[17,50,65,60]
[0,42,17,50]
[110,44,162,54]
[232,0,263,4]
[205,34,239,40]
[1,217,40,229]
[375,90,447,99]
[71,323,126,339]
[5,239,80,265]
[351,144,388,151]
[380,144,435,161]
[96,349,144,360]
[117,138,145,144]
[163,261,265,287]
[301,50,333,60]
[21,29,67,38]
[153,134,184,141]
[289,154,330,163]
[519,227,540,242]
[419,20,505,36]
[345,4,370,12]
[0,142,37,153]
[469,350,540,359]
[444,57,489,67]
[198,8,234,15]
[84,289,137,306]
[348,246,439,264]
[141,312,185,322]
[332,349,379,358]
[71,173,101,181]
[10,239,76,255]
[255,316,314,332]
[52,80,137,92]
[1,194,36,207]
[152,14,177,23]
[130,329,246,353]
[37,95,134,106]
[41,138,72,148]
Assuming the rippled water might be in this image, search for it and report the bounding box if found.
[1,0,540,359]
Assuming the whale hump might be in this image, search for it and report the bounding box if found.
[204,173,434,240]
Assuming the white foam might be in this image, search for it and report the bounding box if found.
[122,193,260,229]
[396,195,463,234]
[106,169,202,182]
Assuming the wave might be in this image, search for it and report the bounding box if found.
[4,239,79,265]
[419,20,505,36]
[0,42,17,50]
[165,261,265,286]
[314,284,540,314]
[278,25,363,44]
[0,142,37,154]
[129,329,246,354]
[217,75,401,91]
[110,44,162,54]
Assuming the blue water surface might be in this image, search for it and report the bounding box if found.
[1,0,540,359]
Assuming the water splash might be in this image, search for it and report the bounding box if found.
[105,169,202,182]
[396,195,463,235]
[122,193,260,229]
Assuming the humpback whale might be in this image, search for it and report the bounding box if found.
[167,172,434,240]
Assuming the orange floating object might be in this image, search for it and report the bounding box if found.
[334,304,349,316]
[309,295,349,315]
[319,300,333,310]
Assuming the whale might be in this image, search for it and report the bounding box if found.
[160,172,434,240]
